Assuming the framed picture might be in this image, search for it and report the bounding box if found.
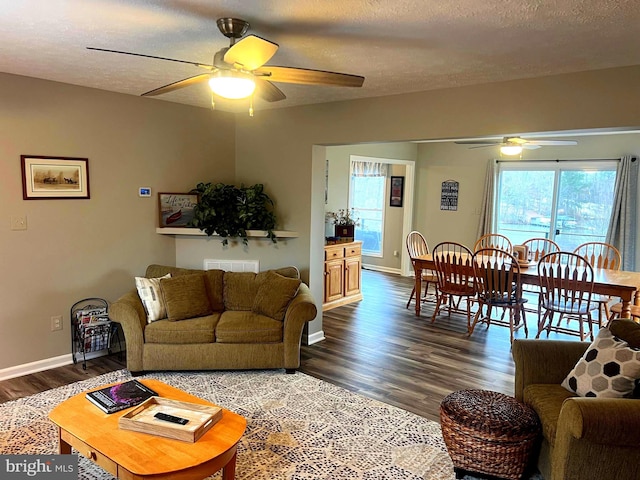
[390,176,404,207]
[21,155,90,199]
[158,193,199,228]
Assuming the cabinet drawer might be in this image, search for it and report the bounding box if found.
[325,246,345,260]
[345,245,361,257]
[61,430,117,476]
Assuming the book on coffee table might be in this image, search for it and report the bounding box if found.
[86,380,158,414]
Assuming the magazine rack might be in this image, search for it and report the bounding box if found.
[70,297,121,369]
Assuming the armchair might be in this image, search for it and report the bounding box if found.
[512,337,640,480]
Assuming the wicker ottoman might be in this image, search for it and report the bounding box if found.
[440,389,540,480]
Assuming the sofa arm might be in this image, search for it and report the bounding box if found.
[282,283,317,369]
[560,397,640,446]
[109,290,147,373]
[512,339,589,401]
[550,397,640,480]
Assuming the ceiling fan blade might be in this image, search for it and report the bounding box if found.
[87,47,213,70]
[526,140,578,146]
[224,35,278,71]
[141,73,211,97]
[255,79,286,102]
[455,140,501,145]
[505,137,528,145]
[468,145,495,149]
[522,144,542,150]
[253,66,364,87]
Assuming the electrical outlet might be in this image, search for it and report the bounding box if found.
[51,315,63,331]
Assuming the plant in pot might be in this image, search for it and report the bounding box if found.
[189,182,277,245]
[326,208,359,240]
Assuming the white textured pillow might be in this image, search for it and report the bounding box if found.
[562,328,640,398]
[135,273,171,323]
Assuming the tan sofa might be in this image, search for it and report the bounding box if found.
[512,323,640,480]
[109,264,317,375]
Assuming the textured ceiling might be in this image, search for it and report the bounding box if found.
[1,0,639,113]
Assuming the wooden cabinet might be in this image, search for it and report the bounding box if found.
[323,241,363,311]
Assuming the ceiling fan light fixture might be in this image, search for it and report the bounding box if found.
[208,70,255,99]
[500,145,523,156]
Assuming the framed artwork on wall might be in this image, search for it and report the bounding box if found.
[21,155,90,199]
[158,192,199,228]
[390,176,404,207]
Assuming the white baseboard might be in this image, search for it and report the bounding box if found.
[0,350,112,381]
[362,264,402,275]
[306,330,326,345]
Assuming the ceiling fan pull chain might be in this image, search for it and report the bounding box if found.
[211,93,216,111]
[249,95,254,117]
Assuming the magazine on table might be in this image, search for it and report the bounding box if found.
[86,380,158,414]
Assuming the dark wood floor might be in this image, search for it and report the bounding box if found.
[0,269,579,422]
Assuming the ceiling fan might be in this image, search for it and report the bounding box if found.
[455,136,578,155]
[87,17,365,114]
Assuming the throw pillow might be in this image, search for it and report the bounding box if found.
[160,273,213,321]
[561,327,640,398]
[135,273,171,323]
[609,319,640,349]
[252,271,302,321]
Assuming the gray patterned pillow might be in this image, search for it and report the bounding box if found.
[135,273,171,323]
[562,328,640,398]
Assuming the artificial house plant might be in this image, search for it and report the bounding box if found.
[189,182,277,245]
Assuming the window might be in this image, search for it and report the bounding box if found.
[350,161,387,256]
[495,161,617,251]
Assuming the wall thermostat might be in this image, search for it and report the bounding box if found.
[139,187,151,197]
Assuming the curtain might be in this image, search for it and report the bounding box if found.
[605,155,638,271]
[351,160,388,177]
[476,159,498,238]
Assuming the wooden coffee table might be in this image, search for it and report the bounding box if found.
[48,379,246,480]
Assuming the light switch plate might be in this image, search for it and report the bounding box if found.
[10,216,27,230]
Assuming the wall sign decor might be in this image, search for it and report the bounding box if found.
[158,192,199,228]
[21,155,90,199]
[440,180,459,211]
[390,176,405,207]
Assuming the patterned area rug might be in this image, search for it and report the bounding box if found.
[0,370,541,479]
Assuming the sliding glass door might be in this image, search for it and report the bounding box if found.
[495,161,617,251]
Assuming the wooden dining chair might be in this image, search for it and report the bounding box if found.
[431,242,476,328]
[522,238,560,262]
[574,241,622,326]
[470,248,528,343]
[521,238,560,319]
[474,233,513,254]
[405,231,438,308]
[536,251,597,341]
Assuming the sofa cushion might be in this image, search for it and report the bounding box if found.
[223,272,261,311]
[203,269,225,311]
[135,273,171,323]
[524,384,576,447]
[609,319,640,348]
[160,273,212,321]
[215,311,283,343]
[252,271,301,321]
[144,314,220,344]
[561,327,640,398]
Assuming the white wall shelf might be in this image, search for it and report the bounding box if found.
[156,228,299,238]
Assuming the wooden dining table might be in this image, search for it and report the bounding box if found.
[412,253,640,319]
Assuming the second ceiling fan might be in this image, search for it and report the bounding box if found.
[88,17,365,113]
[455,136,578,155]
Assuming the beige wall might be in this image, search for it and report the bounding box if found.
[233,65,640,340]
[0,73,235,371]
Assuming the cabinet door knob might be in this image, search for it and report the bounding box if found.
[87,450,97,461]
